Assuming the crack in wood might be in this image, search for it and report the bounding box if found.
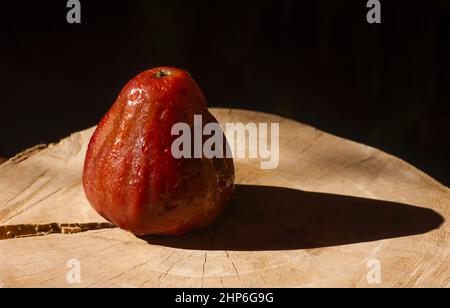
[293,131,324,158]
[45,153,68,162]
[156,255,184,286]
[9,144,49,164]
[302,156,375,182]
[0,170,50,209]
[0,222,117,240]
[260,273,269,288]
[15,267,56,279]
[225,250,240,280]
[0,179,57,224]
[201,252,207,288]
[98,259,153,288]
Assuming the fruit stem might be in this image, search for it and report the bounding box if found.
[155,70,171,78]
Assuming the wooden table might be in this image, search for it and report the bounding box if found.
[0,108,449,288]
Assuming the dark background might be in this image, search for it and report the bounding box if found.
[1,0,449,186]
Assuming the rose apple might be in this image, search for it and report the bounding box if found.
[82,67,235,235]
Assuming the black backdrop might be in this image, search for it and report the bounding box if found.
[1,0,449,185]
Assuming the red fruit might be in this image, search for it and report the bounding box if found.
[82,67,235,236]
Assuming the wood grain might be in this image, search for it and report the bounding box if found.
[0,108,448,288]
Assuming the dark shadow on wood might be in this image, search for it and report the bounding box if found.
[142,184,444,251]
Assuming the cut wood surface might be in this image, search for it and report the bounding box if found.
[0,108,448,288]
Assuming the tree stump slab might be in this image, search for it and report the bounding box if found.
[0,108,448,288]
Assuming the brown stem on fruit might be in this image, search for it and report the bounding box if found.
[155,70,171,78]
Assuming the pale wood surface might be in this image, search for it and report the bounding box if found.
[0,108,448,288]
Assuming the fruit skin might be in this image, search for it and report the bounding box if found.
[82,67,235,236]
